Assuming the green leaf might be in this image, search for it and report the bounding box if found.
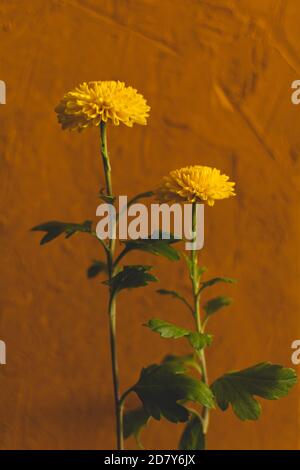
[122,237,180,261]
[127,191,154,207]
[183,254,206,283]
[162,354,200,373]
[200,277,236,292]
[145,318,190,339]
[31,220,92,245]
[203,296,232,317]
[187,332,213,350]
[145,319,212,351]
[197,266,207,277]
[87,260,107,278]
[156,289,193,313]
[104,265,158,297]
[123,407,150,446]
[179,415,205,450]
[211,362,297,421]
[156,289,185,301]
[133,362,215,423]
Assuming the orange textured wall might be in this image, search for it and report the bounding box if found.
[0,0,300,450]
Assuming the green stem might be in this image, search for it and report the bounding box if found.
[100,122,123,450]
[119,386,135,407]
[100,121,113,198]
[113,247,128,269]
[108,296,123,450]
[91,231,110,254]
[190,202,210,439]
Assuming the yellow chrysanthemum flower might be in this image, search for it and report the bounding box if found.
[156,165,235,206]
[55,81,150,131]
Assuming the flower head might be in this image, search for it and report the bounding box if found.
[156,165,235,206]
[55,81,150,131]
